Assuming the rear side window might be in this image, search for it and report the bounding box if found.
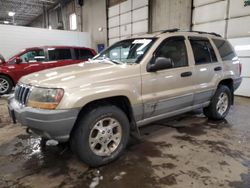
[212,39,237,61]
[48,48,72,61]
[74,49,94,60]
[189,37,217,65]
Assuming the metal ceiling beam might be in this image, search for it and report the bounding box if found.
[0,0,59,26]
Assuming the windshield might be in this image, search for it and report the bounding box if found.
[93,38,156,64]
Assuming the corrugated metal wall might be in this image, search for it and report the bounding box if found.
[193,0,250,97]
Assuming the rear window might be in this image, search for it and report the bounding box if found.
[189,37,217,65]
[74,49,94,60]
[212,39,237,61]
[48,48,72,61]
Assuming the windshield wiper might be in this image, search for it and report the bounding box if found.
[100,57,123,65]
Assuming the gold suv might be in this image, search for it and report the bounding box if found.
[8,29,242,167]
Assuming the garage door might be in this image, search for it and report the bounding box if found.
[228,0,250,97]
[192,0,250,97]
[108,0,149,46]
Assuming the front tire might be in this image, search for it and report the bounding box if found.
[71,105,130,167]
[203,85,232,120]
[0,75,13,95]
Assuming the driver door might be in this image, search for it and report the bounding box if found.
[12,48,46,81]
[141,36,195,119]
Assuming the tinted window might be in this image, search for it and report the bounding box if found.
[189,37,217,64]
[155,36,188,68]
[20,49,45,63]
[213,39,237,61]
[48,48,72,61]
[75,49,94,60]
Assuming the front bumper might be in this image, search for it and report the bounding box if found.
[8,96,80,142]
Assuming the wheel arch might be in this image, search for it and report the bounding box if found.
[0,73,15,86]
[70,95,138,137]
[218,78,234,104]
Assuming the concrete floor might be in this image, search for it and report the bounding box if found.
[0,96,250,188]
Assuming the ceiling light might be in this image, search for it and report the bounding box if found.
[8,12,15,17]
[4,21,9,24]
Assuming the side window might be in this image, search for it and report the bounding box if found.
[20,49,45,63]
[75,49,94,60]
[189,37,217,65]
[212,39,237,61]
[155,36,188,68]
[48,48,72,61]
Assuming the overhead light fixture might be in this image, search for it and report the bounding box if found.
[8,11,15,17]
[4,21,10,24]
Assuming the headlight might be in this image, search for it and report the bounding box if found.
[27,87,64,110]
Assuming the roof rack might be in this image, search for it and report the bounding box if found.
[156,28,222,37]
[161,28,180,34]
[190,30,222,37]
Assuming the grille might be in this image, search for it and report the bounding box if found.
[15,84,31,105]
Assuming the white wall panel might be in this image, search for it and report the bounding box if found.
[132,20,148,34]
[108,0,148,45]
[229,0,250,18]
[227,16,250,38]
[120,36,128,40]
[192,1,227,24]
[192,20,226,37]
[0,25,91,59]
[133,0,148,9]
[193,0,223,7]
[120,12,131,25]
[132,7,148,22]
[120,0,132,13]
[120,24,132,36]
[229,37,250,57]
[235,78,250,97]
[108,4,119,17]
[109,27,120,38]
[108,16,120,28]
[109,37,120,46]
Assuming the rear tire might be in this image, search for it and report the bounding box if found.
[203,85,232,120]
[71,105,130,167]
[0,75,13,95]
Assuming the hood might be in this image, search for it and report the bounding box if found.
[20,60,140,89]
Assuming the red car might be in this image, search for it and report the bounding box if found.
[0,46,96,95]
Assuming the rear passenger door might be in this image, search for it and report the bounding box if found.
[74,48,95,62]
[188,36,223,105]
[45,47,76,69]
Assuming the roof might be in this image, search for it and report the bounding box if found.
[24,46,93,50]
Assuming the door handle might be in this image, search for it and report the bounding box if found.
[181,71,192,77]
[214,66,222,71]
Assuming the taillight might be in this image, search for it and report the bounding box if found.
[239,63,242,75]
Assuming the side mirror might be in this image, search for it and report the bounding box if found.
[15,57,22,64]
[147,57,173,72]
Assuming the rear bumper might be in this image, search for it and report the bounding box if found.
[8,96,80,142]
[233,77,242,91]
